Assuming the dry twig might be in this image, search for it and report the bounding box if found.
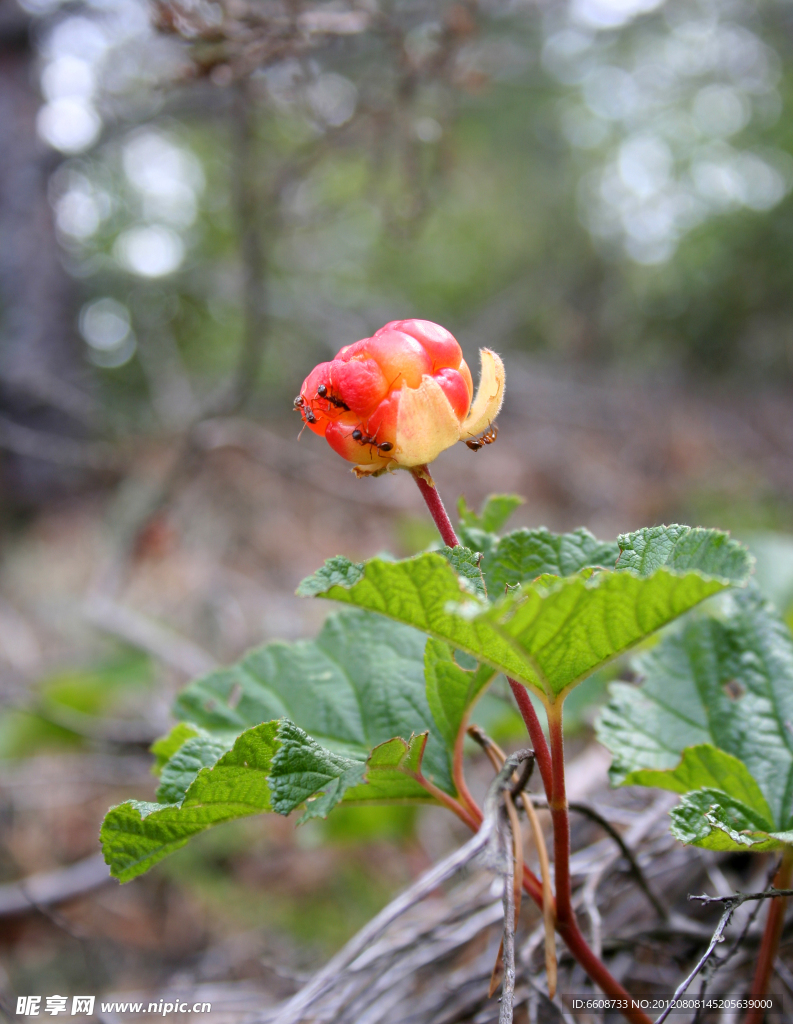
[654,888,793,1024]
[499,805,516,1024]
[274,752,532,1024]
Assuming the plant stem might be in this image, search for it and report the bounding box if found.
[547,705,572,926]
[453,714,482,822]
[410,466,460,547]
[507,678,553,801]
[411,470,650,1024]
[556,918,651,1024]
[743,849,793,1024]
[545,701,652,1024]
[417,775,482,834]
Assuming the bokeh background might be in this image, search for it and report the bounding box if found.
[2,0,793,1014]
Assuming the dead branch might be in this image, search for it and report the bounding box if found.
[273,815,497,1024]
[654,887,793,1024]
[468,725,557,994]
[499,806,516,1024]
[274,752,532,1024]
[0,853,112,918]
[688,888,793,908]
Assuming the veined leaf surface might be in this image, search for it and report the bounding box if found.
[598,588,793,852]
[299,545,744,704]
[174,607,452,794]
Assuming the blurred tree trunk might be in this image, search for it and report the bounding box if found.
[0,0,97,509]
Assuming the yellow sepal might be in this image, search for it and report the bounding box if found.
[461,348,505,440]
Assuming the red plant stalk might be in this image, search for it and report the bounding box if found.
[507,678,553,800]
[743,848,793,1024]
[545,704,651,1023]
[411,466,460,547]
[412,470,653,1024]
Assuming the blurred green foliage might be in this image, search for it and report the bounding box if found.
[43,0,793,427]
[0,649,152,758]
[163,819,412,953]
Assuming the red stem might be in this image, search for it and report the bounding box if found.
[453,714,482,822]
[557,918,651,1024]
[507,678,553,801]
[548,707,573,925]
[743,849,793,1024]
[546,703,651,1023]
[409,468,650,1024]
[417,775,482,834]
[411,466,460,548]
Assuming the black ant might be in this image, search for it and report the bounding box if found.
[293,394,316,422]
[465,425,497,452]
[316,384,349,411]
[351,428,393,455]
[294,394,316,440]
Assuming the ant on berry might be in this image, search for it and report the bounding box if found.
[293,394,316,422]
[316,384,349,411]
[351,427,393,455]
[464,425,497,452]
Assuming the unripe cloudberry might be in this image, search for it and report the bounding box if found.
[295,319,505,475]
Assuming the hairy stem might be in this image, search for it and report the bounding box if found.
[744,849,793,1024]
[410,466,460,547]
[507,678,553,801]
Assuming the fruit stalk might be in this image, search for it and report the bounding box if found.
[411,466,460,548]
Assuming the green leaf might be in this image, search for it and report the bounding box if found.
[441,545,487,599]
[103,717,443,881]
[424,639,495,750]
[150,723,201,775]
[174,608,452,794]
[103,606,470,881]
[458,494,524,533]
[483,567,731,702]
[616,525,753,582]
[101,722,280,882]
[455,526,500,573]
[469,523,749,604]
[297,555,365,597]
[297,552,538,687]
[300,553,737,705]
[669,790,783,852]
[343,734,437,804]
[156,732,236,804]
[485,528,619,595]
[623,744,773,822]
[268,720,367,822]
[598,589,793,831]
